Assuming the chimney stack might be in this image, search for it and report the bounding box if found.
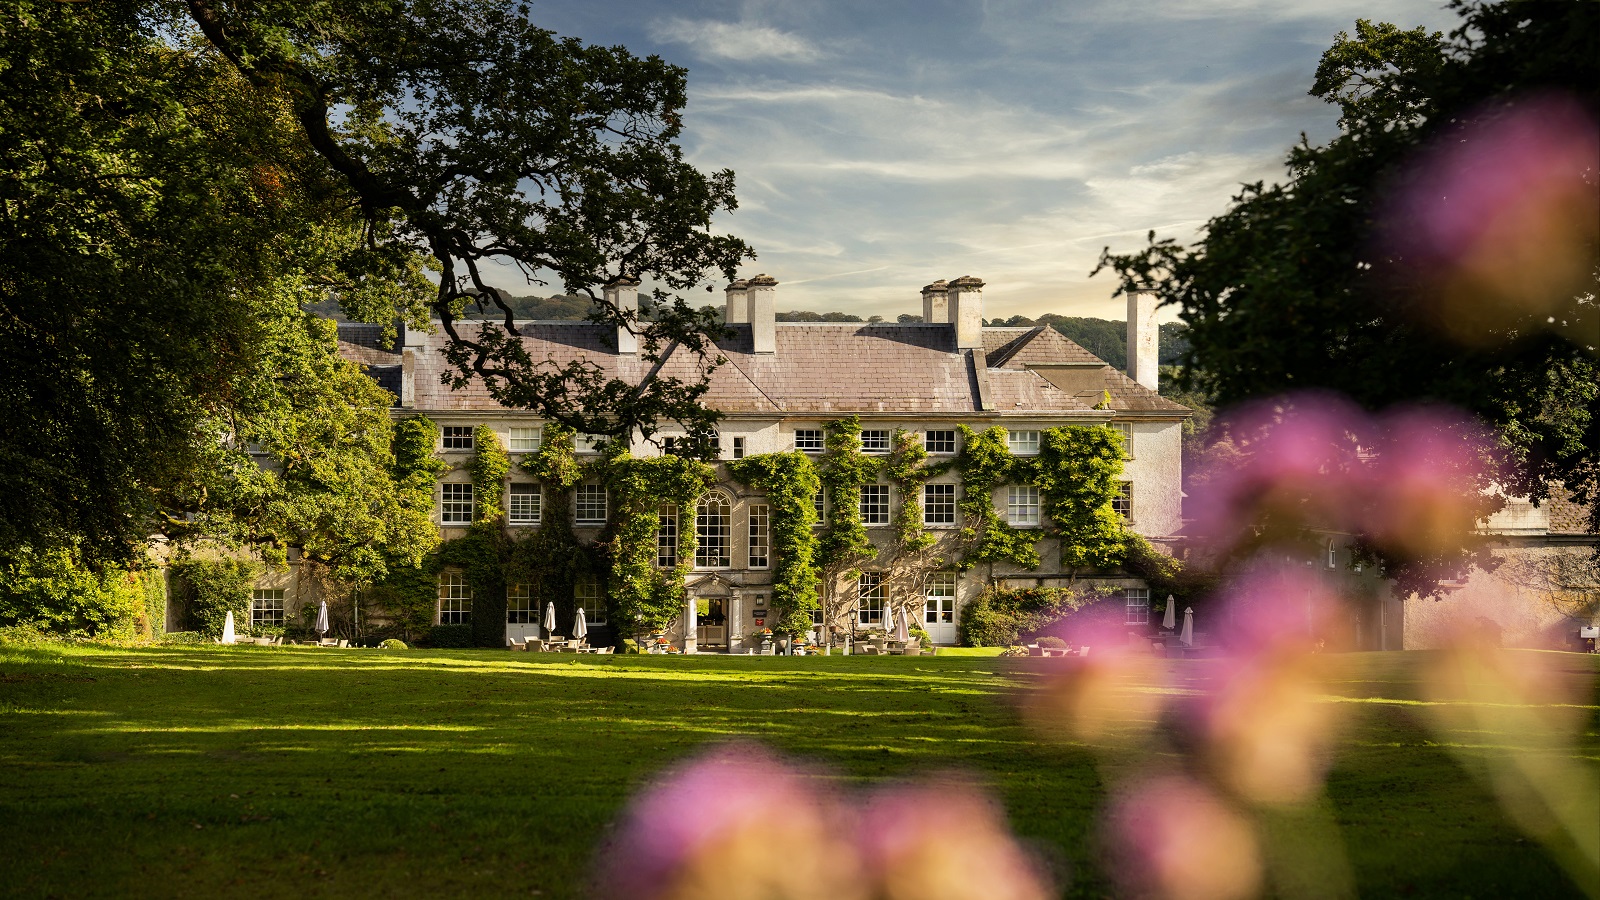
[604,276,641,355]
[724,279,750,324]
[747,274,777,354]
[921,280,949,323]
[947,275,985,349]
[400,319,428,408]
[1126,285,1158,390]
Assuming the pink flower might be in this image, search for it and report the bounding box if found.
[1103,774,1263,900]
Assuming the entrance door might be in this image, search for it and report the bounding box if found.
[695,597,728,649]
[923,573,957,644]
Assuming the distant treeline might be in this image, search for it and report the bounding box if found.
[309,293,1187,367]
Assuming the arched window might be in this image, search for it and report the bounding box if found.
[695,493,731,568]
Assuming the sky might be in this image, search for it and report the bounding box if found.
[490,0,1462,322]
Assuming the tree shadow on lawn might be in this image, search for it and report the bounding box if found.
[0,647,1105,899]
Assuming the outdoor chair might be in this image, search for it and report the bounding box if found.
[903,646,922,657]
[1027,644,1043,657]
[525,639,544,652]
[507,637,526,650]
[1078,646,1091,657]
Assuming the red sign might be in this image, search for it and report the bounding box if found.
[755,618,764,626]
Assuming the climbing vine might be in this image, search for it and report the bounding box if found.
[1036,426,1128,569]
[815,417,882,626]
[885,428,942,553]
[955,425,1042,568]
[602,450,715,632]
[727,451,821,633]
[468,424,510,523]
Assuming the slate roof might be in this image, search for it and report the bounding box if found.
[985,326,1193,414]
[346,320,1190,418]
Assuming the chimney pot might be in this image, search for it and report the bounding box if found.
[604,276,641,355]
[724,279,750,324]
[1126,285,1159,390]
[946,275,985,349]
[921,280,949,324]
[746,274,777,354]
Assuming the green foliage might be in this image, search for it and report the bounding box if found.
[378,638,409,650]
[1036,636,1068,650]
[468,426,511,524]
[957,585,1105,647]
[522,423,584,491]
[169,558,262,638]
[420,625,473,649]
[728,452,822,633]
[955,426,1041,568]
[601,453,715,632]
[886,429,941,553]
[818,417,881,574]
[1036,426,1129,569]
[1097,1,1600,579]
[0,548,150,639]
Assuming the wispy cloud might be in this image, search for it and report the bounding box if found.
[650,18,824,63]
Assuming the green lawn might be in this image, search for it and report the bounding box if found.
[0,643,1594,898]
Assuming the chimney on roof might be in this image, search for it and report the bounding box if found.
[947,275,985,348]
[399,320,428,408]
[921,280,949,324]
[724,279,750,324]
[1126,285,1158,390]
[747,274,777,354]
[604,276,641,355]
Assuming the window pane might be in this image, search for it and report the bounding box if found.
[924,573,955,624]
[509,484,541,525]
[860,485,890,525]
[1124,588,1150,625]
[794,429,824,452]
[1007,429,1040,455]
[657,505,678,567]
[1112,482,1133,520]
[924,430,957,454]
[1111,422,1133,458]
[509,427,542,452]
[441,483,474,524]
[748,504,770,568]
[813,491,825,520]
[732,436,746,459]
[695,493,731,568]
[857,573,884,624]
[861,429,890,452]
[1007,486,1039,526]
[923,483,956,525]
[577,576,607,625]
[250,589,285,627]
[438,572,472,624]
[507,583,533,623]
[442,426,474,450]
[576,485,607,524]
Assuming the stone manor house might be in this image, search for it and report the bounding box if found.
[262,275,1192,650]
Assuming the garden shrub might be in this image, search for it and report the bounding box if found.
[421,624,472,648]
[378,638,408,650]
[1037,636,1067,649]
[169,558,262,638]
[958,585,1112,646]
[0,547,149,639]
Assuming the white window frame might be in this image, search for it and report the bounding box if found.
[506,583,533,623]
[1124,588,1151,626]
[857,573,885,626]
[438,572,471,625]
[509,426,542,452]
[924,573,956,624]
[1007,485,1040,527]
[924,430,957,454]
[695,492,732,568]
[576,433,604,454]
[577,576,606,625]
[731,436,746,459]
[441,483,474,524]
[794,429,824,452]
[1112,482,1133,521]
[442,426,474,451]
[1007,429,1040,455]
[575,484,608,525]
[923,483,956,526]
[813,490,826,522]
[748,504,770,569]
[1110,421,1133,458]
[860,484,891,526]
[250,589,285,628]
[657,505,678,568]
[860,429,891,453]
[508,483,541,525]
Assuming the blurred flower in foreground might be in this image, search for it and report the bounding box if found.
[1180,567,1345,806]
[596,743,1052,900]
[596,744,861,900]
[1103,774,1262,900]
[1419,636,1600,893]
[1380,91,1599,346]
[1023,643,1166,745]
[857,780,1054,900]
[1189,394,1497,572]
